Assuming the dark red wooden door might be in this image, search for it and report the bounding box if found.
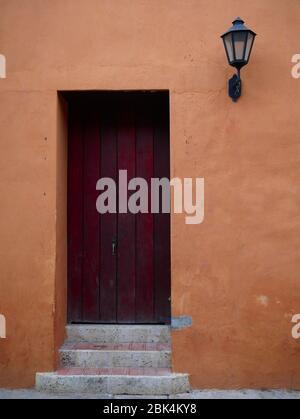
[67,92,170,324]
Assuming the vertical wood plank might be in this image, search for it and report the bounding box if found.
[99,98,118,322]
[135,96,154,323]
[68,104,84,322]
[82,105,101,321]
[154,94,171,324]
[117,95,136,323]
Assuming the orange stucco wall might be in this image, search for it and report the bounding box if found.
[0,0,300,389]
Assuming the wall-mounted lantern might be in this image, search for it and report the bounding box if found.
[221,17,256,102]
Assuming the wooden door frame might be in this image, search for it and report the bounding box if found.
[54,91,171,350]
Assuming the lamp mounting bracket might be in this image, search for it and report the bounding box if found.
[229,72,242,102]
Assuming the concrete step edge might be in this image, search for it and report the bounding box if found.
[60,349,171,354]
[36,372,190,395]
[66,325,171,344]
[61,343,171,350]
[60,349,171,368]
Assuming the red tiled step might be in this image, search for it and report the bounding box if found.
[57,367,172,376]
[63,342,170,351]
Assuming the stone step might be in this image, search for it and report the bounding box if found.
[36,368,190,395]
[62,343,171,350]
[66,325,171,344]
[60,343,171,368]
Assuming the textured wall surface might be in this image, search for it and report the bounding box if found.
[0,0,300,388]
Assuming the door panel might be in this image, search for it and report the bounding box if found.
[117,100,136,323]
[82,109,100,322]
[99,104,118,323]
[68,92,170,324]
[135,99,154,323]
[153,96,171,323]
[68,105,84,322]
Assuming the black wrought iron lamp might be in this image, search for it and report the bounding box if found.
[221,17,256,102]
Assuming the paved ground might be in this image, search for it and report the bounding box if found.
[0,389,299,399]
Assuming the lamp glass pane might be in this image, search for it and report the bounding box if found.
[233,31,248,60]
[224,33,234,63]
[245,33,254,61]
